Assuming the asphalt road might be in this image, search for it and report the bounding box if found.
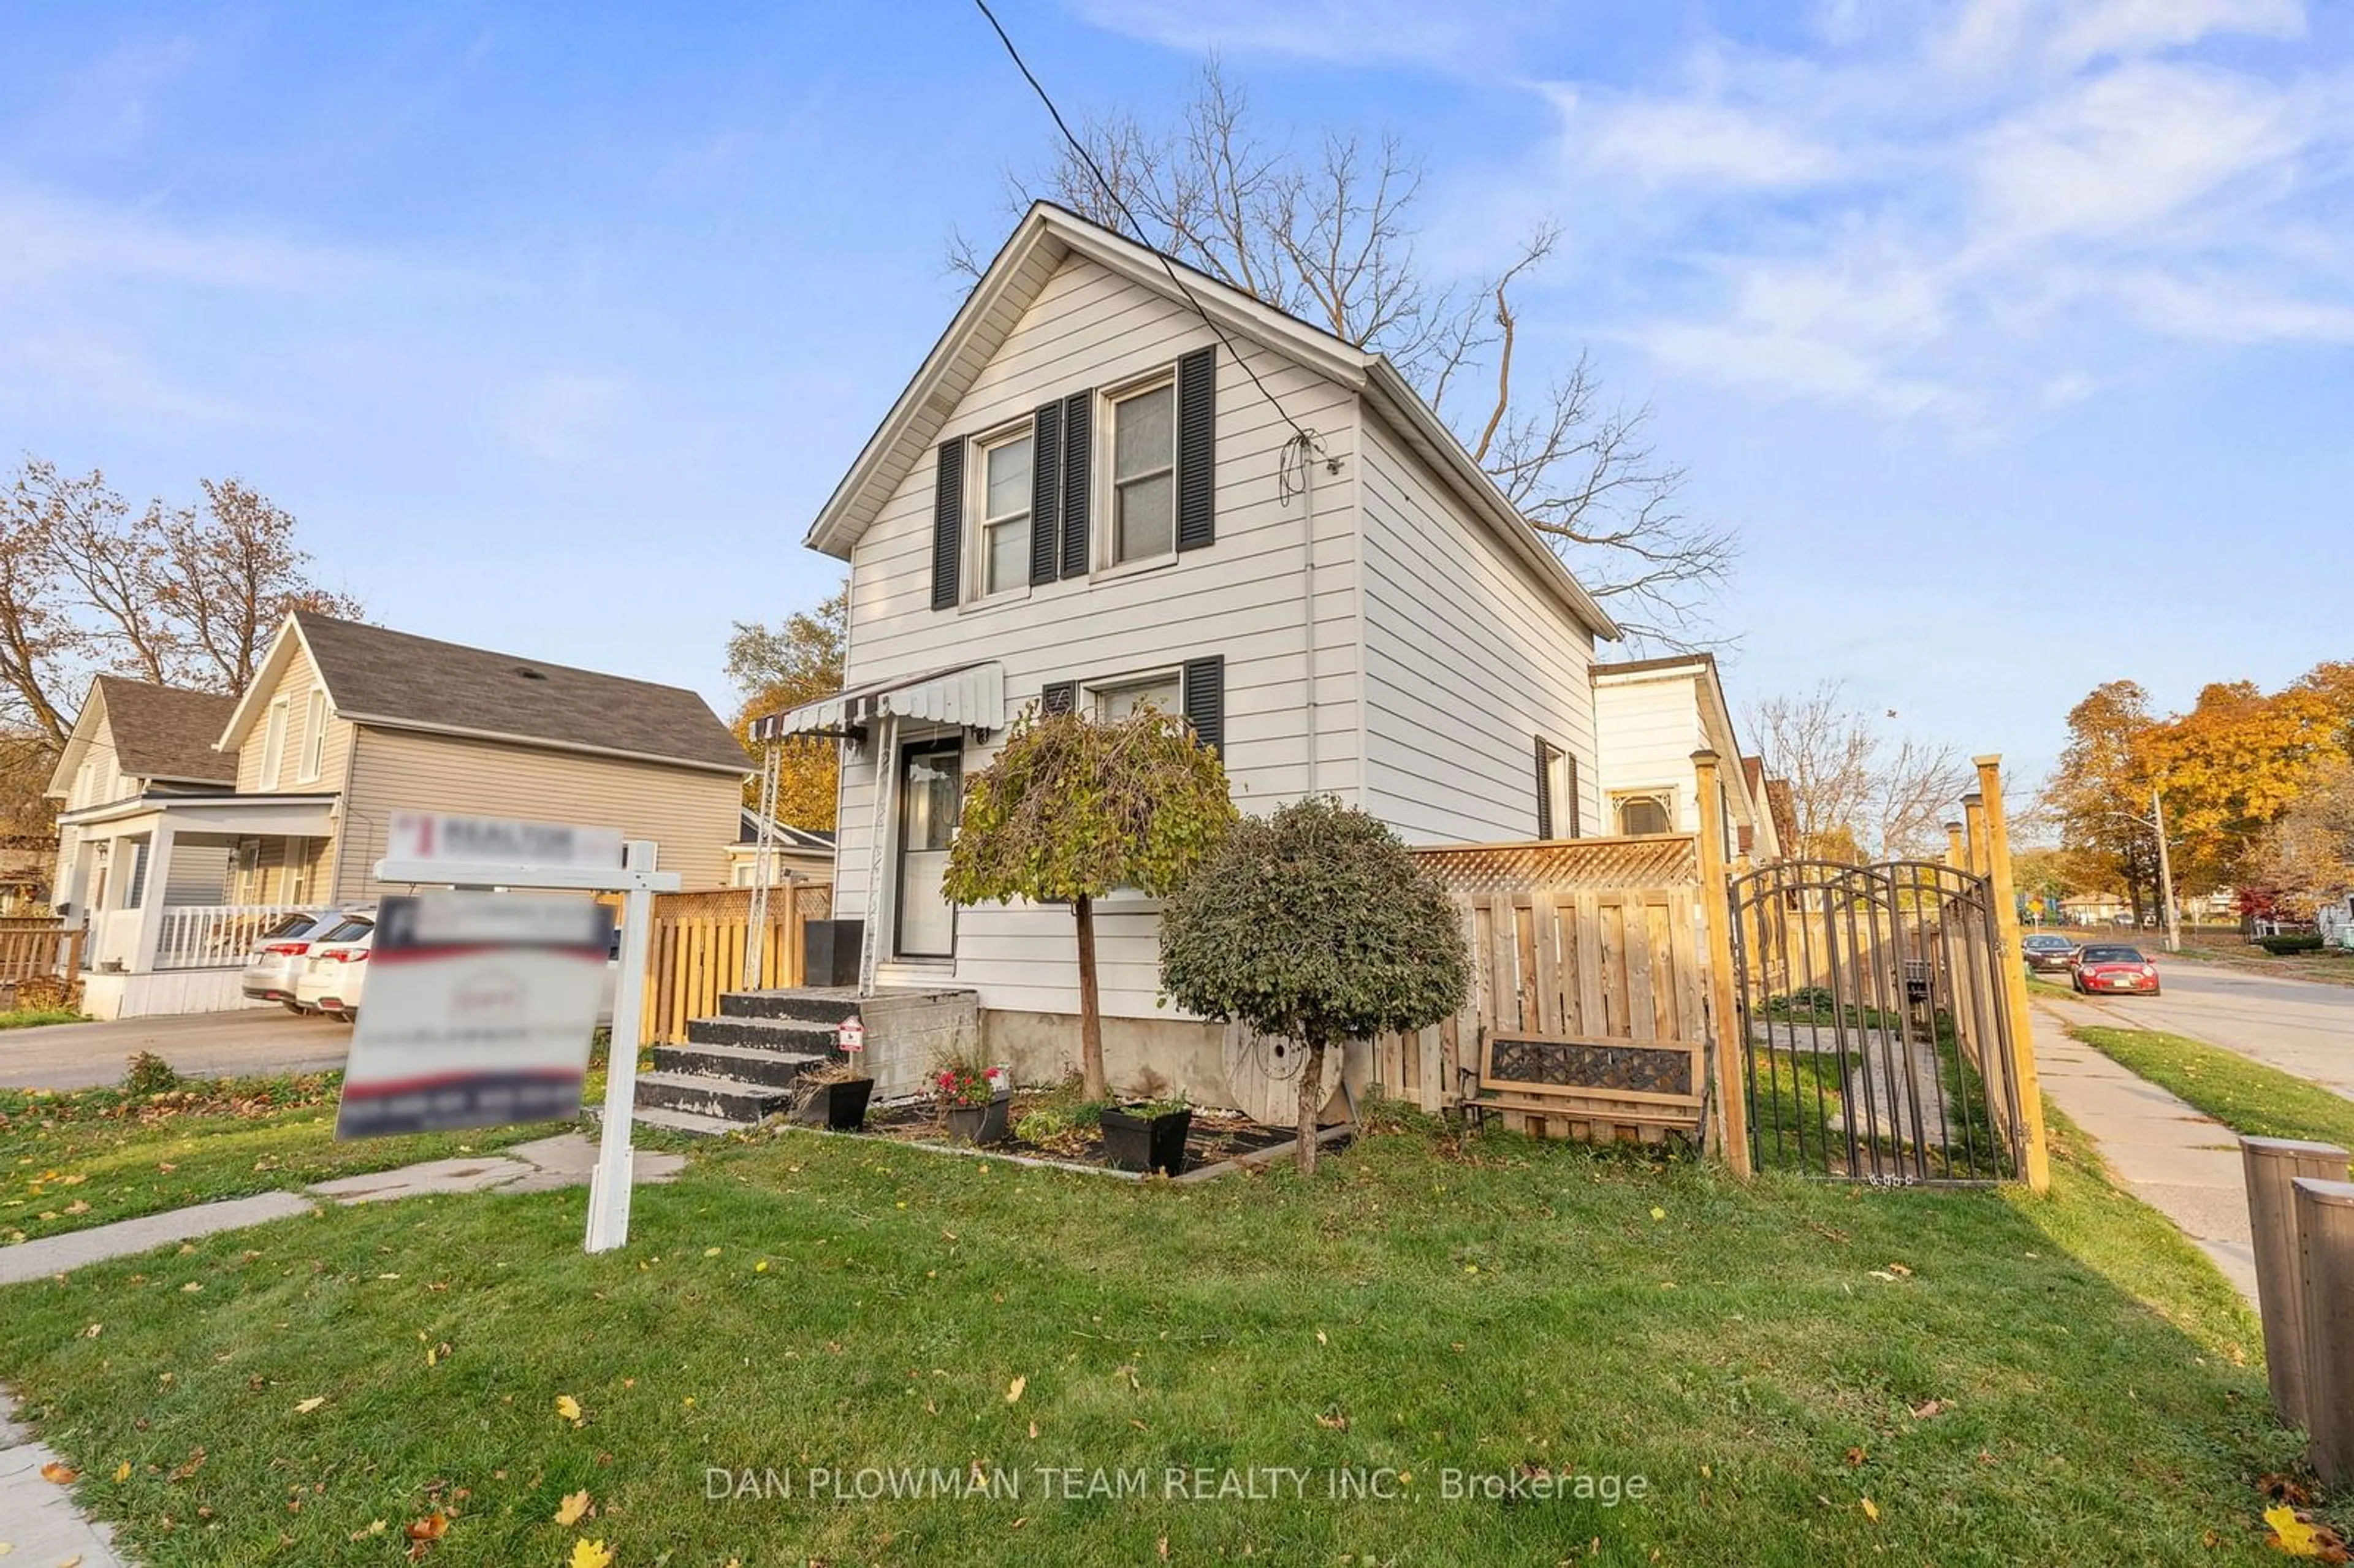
[2061,958,2354,1100]
[0,1008,352,1091]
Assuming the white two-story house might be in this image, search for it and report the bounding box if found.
[760,202,1664,1090]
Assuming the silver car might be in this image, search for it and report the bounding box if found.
[239,910,359,1008]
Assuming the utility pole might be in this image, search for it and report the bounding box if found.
[2152,785,2181,954]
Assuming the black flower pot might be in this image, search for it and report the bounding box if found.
[794,1077,874,1131]
[1101,1107,1192,1176]
[947,1091,1011,1145]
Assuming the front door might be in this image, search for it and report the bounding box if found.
[894,738,962,959]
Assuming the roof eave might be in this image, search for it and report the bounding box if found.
[1362,360,1623,642]
[342,712,752,778]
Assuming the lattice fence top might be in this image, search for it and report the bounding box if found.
[1411,834,1700,894]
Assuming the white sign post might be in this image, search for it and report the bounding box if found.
[373,812,679,1254]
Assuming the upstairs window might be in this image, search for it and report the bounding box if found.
[260,698,289,788]
[299,688,329,782]
[976,426,1034,599]
[1615,790,1675,836]
[1110,379,1175,565]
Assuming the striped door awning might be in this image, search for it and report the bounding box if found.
[752,661,1004,740]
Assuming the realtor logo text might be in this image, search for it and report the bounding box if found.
[706,1464,1649,1505]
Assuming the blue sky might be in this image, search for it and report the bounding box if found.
[6,1,2349,784]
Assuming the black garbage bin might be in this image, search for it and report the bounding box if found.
[802,919,863,988]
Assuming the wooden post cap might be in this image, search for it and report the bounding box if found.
[2293,1176,2354,1206]
[2246,1136,2354,1160]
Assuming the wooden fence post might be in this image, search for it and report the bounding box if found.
[1691,751,1750,1178]
[2243,1137,2353,1431]
[1973,756,2051,1193]
[2293,1177,2354,1484]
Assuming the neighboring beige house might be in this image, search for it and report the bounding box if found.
[48,677,243,927]
[50,613,750,1019]
[1590,654,1781,862]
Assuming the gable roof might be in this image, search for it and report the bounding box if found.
[47,677,238,797]
[805,201,1620,641]
[219,614,751,777]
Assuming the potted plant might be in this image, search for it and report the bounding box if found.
[936,1059,1011,1145]
[1100,1097,1193,1176]
[791,1062,875,1131]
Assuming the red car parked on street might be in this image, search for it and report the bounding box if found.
[2070,943,2162,996]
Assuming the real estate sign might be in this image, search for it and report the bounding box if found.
[335,891,613,1138]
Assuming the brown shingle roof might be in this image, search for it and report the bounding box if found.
[293,614,750,774]
[96,678,237,786]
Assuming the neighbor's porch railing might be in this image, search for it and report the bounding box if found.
[154,904,330,971]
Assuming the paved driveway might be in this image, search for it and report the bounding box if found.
[2060,959,2354,1100]
[0,1008,352,1091]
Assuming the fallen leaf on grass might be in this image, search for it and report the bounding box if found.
[556,1395,585,1427]
[168,1447,206,1482]
[1844,1447,1865,1467]
[1860,1498,1880,1522]
[39,1461,76,1485]
[1315,1409,1350,1431]
[112,1461,131,1482]
[404,1512,448,1543]
[567,1539,612,1568]
[554,1490,593,1527]
[2265,1505,2352,1561]
[1908,1399,1949,1419]
[294,1397,326,1415]
[2261,1475,2314,1506]
[80,1323,101,1339]
[1005,1376,1026,1404]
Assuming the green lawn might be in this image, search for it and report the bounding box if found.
[2068,1025,2354,1154]
[0,1098,2323,1566]
[0,1005,90,1030]
[1,1072,588,1248]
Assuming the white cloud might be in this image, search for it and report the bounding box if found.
[1550,88,1845,190]
[1069,0,1555,70]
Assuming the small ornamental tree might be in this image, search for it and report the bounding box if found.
[943,704,1235,1100]
[1159,797,1470,1173]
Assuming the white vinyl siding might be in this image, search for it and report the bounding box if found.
[1356,417,1599,843]
[834,251,1362,1020]
[1590,672,1710,836]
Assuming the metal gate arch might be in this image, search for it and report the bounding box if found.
[1729,859,2026,1184]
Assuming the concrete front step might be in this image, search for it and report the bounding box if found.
[718,987,863,1024]
[628,1105,740,1138]
[632,1070,793,1124]
[651,1041,827,1090]
[686,1013,845,1054]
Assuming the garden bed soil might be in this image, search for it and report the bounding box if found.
[857,1097,1293,1174]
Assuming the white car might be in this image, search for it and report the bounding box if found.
[239,910,363,1008]
[292,914,376,1021]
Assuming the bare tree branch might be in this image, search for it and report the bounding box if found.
[949,62,1737,649]
[1748,682,1970,860]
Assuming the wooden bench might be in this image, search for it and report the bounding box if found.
[1461,1030,1707,1146]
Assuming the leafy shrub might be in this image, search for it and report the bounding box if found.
[123,1051,181,1097]
[12,975,81,1013]
[2256,934,2325,955]
[1160,797,1469,1172]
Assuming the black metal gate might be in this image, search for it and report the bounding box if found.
[1729,860,2025,1184]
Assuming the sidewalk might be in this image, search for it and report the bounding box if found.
[0,1132,685,1564]
[2032,997,2257,1303]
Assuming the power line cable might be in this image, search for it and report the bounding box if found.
[971,0,1313,445]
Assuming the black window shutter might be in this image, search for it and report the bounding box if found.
[1028,402,1061,587]
[929,437,964,610]
[1182,655,1225,755]
[1059,390,1092,579]
[1176,346,1216,552]
[1535,739,1554,840]
[1041,680,1075,717]
[1566,753,1582,837]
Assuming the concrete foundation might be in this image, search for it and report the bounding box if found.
[861,986,982,1101]
[78,967,272,1021]
[980,1008,1235,1107]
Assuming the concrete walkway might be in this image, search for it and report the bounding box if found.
[0,1132,685,1560]
[2033,997,2257,1302]
[0,1133,684,1286]
[2,1387,126,1566]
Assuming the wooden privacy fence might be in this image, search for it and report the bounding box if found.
[1364,835,1713,1144]
[0,922,79,984]
[636,879,832,1045]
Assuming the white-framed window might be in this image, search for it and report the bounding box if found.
[1613,789,1677,837]
[972,423,1034,600]
[1091,671,1182,723]
[260,698,289,788]
[297,688,329,783]
[1107,375,1176,566]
